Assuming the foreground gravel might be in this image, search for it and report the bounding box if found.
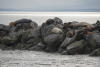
[0,50,100,67]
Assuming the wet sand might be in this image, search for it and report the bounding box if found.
[0,50,100,67]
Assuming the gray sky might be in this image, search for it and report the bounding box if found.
[0,0,100,11]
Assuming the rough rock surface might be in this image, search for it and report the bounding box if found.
[40,17,65,52]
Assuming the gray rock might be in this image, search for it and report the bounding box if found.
[66,40,87,55]
[89,48,100,56]
[10,19,38,32]
[20,28,41,49]
[58,37,72,53]
[29,42,46,51]
[40,17,65,52]
[87,32,100,50]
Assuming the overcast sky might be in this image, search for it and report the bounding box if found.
[0,0,100,11]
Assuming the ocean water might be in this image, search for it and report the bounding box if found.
[0,12,100,25]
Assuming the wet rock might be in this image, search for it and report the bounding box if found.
[0,32,19,49]
[20,28,41,49]
[66,40,87,55]
[63,21,79,29]
[0,24,10,37]
[9,19,40,50]
[64,21,94,32]
[58,36,72,53]
[77,22,94,28]
[94,20,100,31]
[0,24,11,49]
[15,43,25,50]
[29,42,46,51]
[89,48,100,56]
[59,23,90,55]
[83,47,91,54]
[87,32,100,51]
[0,44,6,50]
[0,19,40,50]
[11,19,38,32]
[40,17,65,52]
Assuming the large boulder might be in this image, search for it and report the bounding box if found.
[65,40,87,55]
[0,18,41,50]
[19,28,41,50]
[0,30,20,50]
[0,24,10,37]
[59,22,92,55]
[59,31,91,55]
[86,31,100,56]
[87,32,100,51]
[0,24,11,49]
[10,19,41,50]
[10,18,38,32]
[40,17,65,52]
[58,37,72,53]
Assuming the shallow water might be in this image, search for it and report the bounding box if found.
[0,12,100,25]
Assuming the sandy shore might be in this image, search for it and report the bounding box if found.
[0,50,100,67]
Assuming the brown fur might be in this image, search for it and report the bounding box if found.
[9,22,14,27]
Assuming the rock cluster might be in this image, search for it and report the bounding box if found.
[0,17,100,56]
